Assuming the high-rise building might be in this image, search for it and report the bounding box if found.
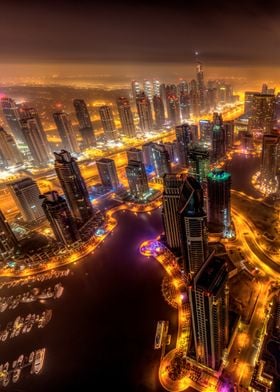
[126,148,143,163]
[224,121,234,149]
[99,105,117,141]
[0,127,22,167]
[143,80,153,102]
[0,97,23,142]
[0,209,18,256]
[142,142,154,167]
[175,124,192,167]
[260,133,280,193]
[96,158,119,189]
[20,118,50,165]
[136,93,153,133]
[249,93,276,133]
[179,92,190,121]
[53,111,79,153]
[207,87,217,110]
[199,119,212,144]
[131,80,141,102]
[151,143,171,177]
[125,160,149,200]
[153,80,161,97]
[41,191,80,245]
[117,97,135,138]
[189,145,210,183]
[73,99,96,148]
[9,177,45,222]
[177,79,188,95]
[54,150,93,223]
[153,95,165,128]
[162,142,178,163]
[207,169,231,234]
[167,94,180,125]
[162,174,185,252]
[244,91,258,116]
[160,83,167,117]
[189,80,200,117]
[196,61,206,112]
[178,177,208,274]
[211,113,226,162]
[189,253,229,370]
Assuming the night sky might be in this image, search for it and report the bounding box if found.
[1,1,280,66]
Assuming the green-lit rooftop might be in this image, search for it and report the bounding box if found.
[207,169,231,181]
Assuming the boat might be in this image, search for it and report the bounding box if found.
[0,302,8,313]
[38,290,54,300]
[12,368,21,383]
[31,348,46,375]
[1,330,9,342]
[154,321,166,349]
[2,362,10,387]
[28,351,34,363]
[54,283,64,299]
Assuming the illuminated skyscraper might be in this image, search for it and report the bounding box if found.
[167,94,180,125]
[196,60,206,111]
[99,105,117,141]
[131,80,141,102]
[136,93,153,132]
[177,79,188,95]
[0,127,22,167]
[223,121,234,149]
[199,119,211,144]
[244,91,257,116]
[189,80,200,117]
[0,97,23,142]
[207,169,231,234]
[179,92,190,120]
[125,160,149,200]
[143,80,153,102]
[189,145,210,183]
[175,123,192,167]
[162,173,185,252]
[260,133,280,193]
[54,150,93,223]
[0,209,18,256]
[211,113,226,162]
[53,111,79,153]
[117,97,135,138]
[41,191,80,245]
[153,80,161,97]
[73,99,96,148]
[126,148,143,163]
[178,176,208,274]
[160,83,168,116]
[20,118,50,164]
[189,253,229,370]
[9,177,45,222]
[96,158,119,189]
[151,143,171,177]
[142,142,154,167]
[153,95,165,128]
[249,93,276,133]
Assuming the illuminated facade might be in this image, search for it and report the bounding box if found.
[53,111,79,153]
[0,127,22,167]
[260,133,280,194]
[151,143,171,178]
[73,99,96,147]
[153,95,165,128]
[0,97,23,142]
[20,118,50,164]
[189,145,210,183]
[99,105,117,141]
[175,123,192,167]
[136,93,153,133]
[125,160,149,200]
[0,209,18,256]
[96,158,119,190]
[117,97,135,138]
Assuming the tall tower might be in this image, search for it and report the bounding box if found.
[20,118,50,164]
[211,113,226,162]
[96,158,119,189]
[0,127,22,167]
[117,97,135,138]
[178,176,208,274]
[9,177,45,222]
[196,54,206,112]
[126,148,143,163]
[250,93,276,133]
[53,111,79,153]
[0,97,23,142]
[179,92,190,121]
[153,95,165,128]
[136,93,153,133]
[207,169,231,234]
[73,99,96,148]
[189,253,229,370]
[151,143,171,178]
[131,80,141,102]
[175,124,192,167]
[54,150,93,223]
[143,80,153,102]
[167,94,180,125]
[260,133,280,193]
[99,105,117,141]
[162,174,185,253]
[125,160,149,200]
[153,80,161,97]
[189,145,210,183]
[0,209,18,256]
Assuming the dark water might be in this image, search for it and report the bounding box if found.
[1,208,177,392]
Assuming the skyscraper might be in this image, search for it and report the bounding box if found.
[249,93,276,133]
[153,80,160,97]
[189,145,210,183]
[125,160,149,200]
[224,121,234,150]
[207,169,231,234]
[9,177,45,222]
[189,253,229,370]
[167,94,180,125]
[142,142,154,167]
[151,143,171,177]
[20,118,50,164]
[199,119,212,145]
[179,92,190,121]
[0,127,22,167]
[53,111,79,153]
[177,79,188,95]
[175,124,192,167]
[73,99,96,148]
[211,113,226,162]
[160,83,167,117]
[126,148,143,163]
[260,133,280,193]
[117,97,135,138]
[196,60,206,112]
[131,80,141,102]
[99,105,117,141]
[41,191,80,245]
[162,174,185,252]
[143,80,153,102]
[96,158,119,189]
[0,97,23,142]
[0,209,18,256]
[178,177,208,274]
[244,91,257,116]
[136,93,153,133]
[54,150,93,223]
[153,95,165,128]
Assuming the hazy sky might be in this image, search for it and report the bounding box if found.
[1,1,280,84]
